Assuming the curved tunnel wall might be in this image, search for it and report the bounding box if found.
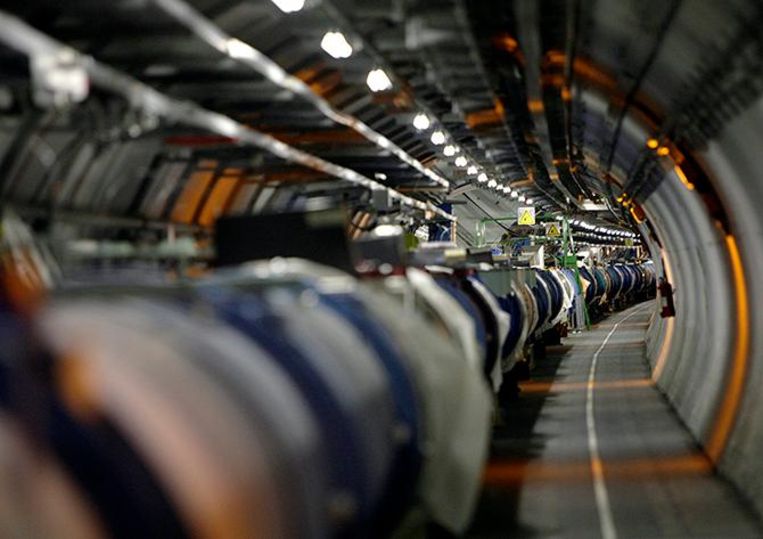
[643,170,737,442]
[581,86,742,462]
[699,94,763,512]
[571,0,763,517]
[623,98,761,516]
[1,0,762,526]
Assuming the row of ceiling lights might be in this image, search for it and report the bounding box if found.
[416,113,538,201]
[265,0,457,190]
[413,114,484,172]
[270,0,537,204]
[576,243,641,248]
[269,2,395,94]
[320,29,488,180]
[476,173,534,203]
[319,32,393,90]
[570,219,638,238]
[574,231,640,242]
[304,7,511,192]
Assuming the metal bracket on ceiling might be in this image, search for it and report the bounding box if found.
[30,48,89,109]
[0,10,455,222]
[149,0,451,190]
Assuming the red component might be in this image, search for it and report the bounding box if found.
[658,278,676,318]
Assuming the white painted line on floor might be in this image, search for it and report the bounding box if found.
[586,304,649,539]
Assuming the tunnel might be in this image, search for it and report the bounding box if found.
[0,0,762,537]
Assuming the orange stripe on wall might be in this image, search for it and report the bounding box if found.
[520,378,653,394]
[170,170,216,224]
[706,235,750,462]
[198,176,240,227]
[483,454,711,486]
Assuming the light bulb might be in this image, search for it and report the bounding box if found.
[366,68,393,92]
[443,144,457,157]
[477,172,488,183]
[487,179,497,188]
[321,32,353,59]
[413,113,430,130]
[467,166,478,175]
[455,156,468,167]
[270,0,305,12]
[431,130,446,145]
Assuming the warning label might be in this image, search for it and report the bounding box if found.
[517,206,536,225]
[546,223,561,237]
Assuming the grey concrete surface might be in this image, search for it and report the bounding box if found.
[468,302,761,538]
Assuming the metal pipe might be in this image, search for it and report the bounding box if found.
[0,10,455,222]
[150,0,451,189]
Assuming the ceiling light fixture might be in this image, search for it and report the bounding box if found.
[413,113,430,131]
[511,191,518,198]
[526,198,533,204]
[477,172,488,183]
[431,130,446,145]
[270,0,305,12]
[366,68,393,92]
[321,31,353,59]
[519,194,526,202]
[443,144,457,157]
[467,166,478,175]
[455,156,468,167]
[487,179,497,188]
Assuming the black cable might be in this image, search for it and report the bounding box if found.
[603,0,683,172]
[463,193,513,233]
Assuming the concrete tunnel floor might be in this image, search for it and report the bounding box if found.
[467,301,762,538]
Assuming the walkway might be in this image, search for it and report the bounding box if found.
[468,302,761,538]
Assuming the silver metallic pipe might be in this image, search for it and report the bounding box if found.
[0,10,455,222]
[150,0,452,190]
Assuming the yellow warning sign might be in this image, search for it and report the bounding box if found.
[546,223,561,237]
[517,206,536,225]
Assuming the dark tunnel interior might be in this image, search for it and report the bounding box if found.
[1,0,763,537]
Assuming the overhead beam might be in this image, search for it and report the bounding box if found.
[0,10,455,222]
[148,0,452,189]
